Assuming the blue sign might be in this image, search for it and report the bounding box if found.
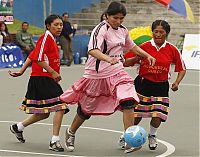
[0,44,24,68]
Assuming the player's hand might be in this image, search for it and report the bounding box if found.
[51,71,62,83]
[147,56,156,66]
[171,82,179,91]
[108,57,119,65]
[8,70,23,77]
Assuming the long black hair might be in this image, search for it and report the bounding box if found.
[45,14,62,30]
[106,1,126,16]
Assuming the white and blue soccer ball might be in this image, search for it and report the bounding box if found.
[124,125,147,147]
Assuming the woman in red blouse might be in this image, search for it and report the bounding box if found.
[121,20,186,151]
[8,15,69,152]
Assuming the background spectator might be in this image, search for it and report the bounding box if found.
[0,21,12,46]
[59,12,76,66]
[0,33,3,46]
[100,11,107,22]
[16,21,36,60]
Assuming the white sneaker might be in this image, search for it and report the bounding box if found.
[118,134,142,153]
[65,128,75,152]
[124,144,142,154]
[148,134,158,150]
[118,134,125,150]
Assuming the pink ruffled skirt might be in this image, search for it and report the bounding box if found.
[60,71,139,115]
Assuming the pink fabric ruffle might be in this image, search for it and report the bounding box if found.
[60,71,139,115]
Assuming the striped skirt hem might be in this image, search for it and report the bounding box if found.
[134,93,169,122]
[20,97,69,114]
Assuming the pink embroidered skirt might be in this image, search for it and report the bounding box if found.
[60,71,139,115]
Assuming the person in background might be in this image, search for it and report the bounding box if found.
[120,20,186,151]
[1,0,8,7]
[6,0,13,7]
[100,11,107,22]
[59,1,155,154]
[0,33,3,46]
[0,21,12,46]
[59,12,77,66]
[9,14,69,152]
[16,22,36,60]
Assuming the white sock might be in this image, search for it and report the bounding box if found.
[150,125,158,136]
[51,135,60,143]
[17,122,25,131]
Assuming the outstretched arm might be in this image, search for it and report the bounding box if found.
[123,55,141,67]
[130,45,156,66]
[8,58,31,77]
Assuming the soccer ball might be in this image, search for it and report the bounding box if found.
[124,125,147,147]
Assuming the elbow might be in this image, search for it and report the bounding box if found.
[123,63,129,67]
[88,50,92,55]
[182,69,186,74]
[183,70,186,75]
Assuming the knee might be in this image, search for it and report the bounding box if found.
[41,113,50,119]
[77,106,91,120]
[152,117,162,123]
[134,117,142,125]
[151,117,162,127]
[120,100,136,110]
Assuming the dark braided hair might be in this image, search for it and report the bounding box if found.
[152,20,170,35]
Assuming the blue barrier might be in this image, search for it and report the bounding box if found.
[0,45,24,68]
[33,35,40,43]
[73,52,80,64]
[72,35,90,59]
[14,0,101,28]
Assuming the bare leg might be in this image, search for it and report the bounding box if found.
[53,110,65,136]
[123,109,143,153]
[134,117,142,125]
[123,109,134,130]
[22,113,50,127]
[10,113,49,143]
[70,114,85,133]
[150,117,161,128]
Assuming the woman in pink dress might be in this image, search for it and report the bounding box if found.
[60,1,156,153]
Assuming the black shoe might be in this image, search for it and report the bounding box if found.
[60,60,67,65]
[66,62,71,66]
[49,141,64,152]
[124,144,142,154]
[10,124,25,143]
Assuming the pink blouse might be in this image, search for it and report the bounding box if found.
[84,20,136,79]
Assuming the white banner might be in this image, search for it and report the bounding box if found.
[182,34,200,70]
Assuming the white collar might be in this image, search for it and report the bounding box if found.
[150,39,167,51]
